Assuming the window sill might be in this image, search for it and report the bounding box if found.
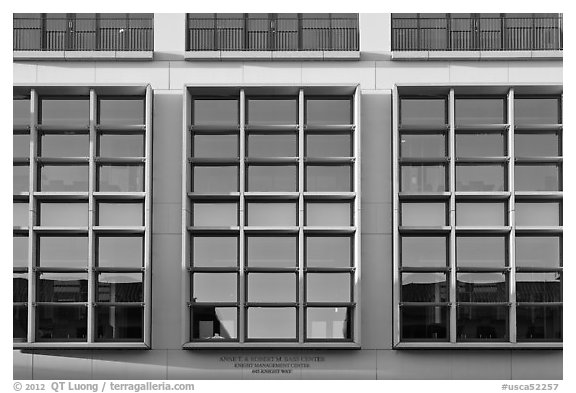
[13,342,150,349]
[392,50,563,61]
[13,50,154,61]
[183,342,360,349]
[184,50,360,61]
[394,342,562,349]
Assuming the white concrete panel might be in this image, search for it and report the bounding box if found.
[300,350,377,379]
[94,62,169,89]
[362,203,392,235]
[449,61,509,84]
[243,62,302,84]
[449,350,511,379]
[360,14,390,53]
[92,350,167,380]
[376,61,450,89]
[13,350,33,380]
[13,63,37,84]
[167,350,243,379]
[152,203,182,234]
[377,349,452,379]
[170,62,244,88]
[508,61,563,84]
[302,62,374,89]
[511,350,562,380]
[33,351,92,379]
[154,14,186,57]
[37,62,96,84]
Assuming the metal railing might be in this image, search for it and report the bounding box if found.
[187,15,359,51]
[392,15,563,51]
[13,16,154,51]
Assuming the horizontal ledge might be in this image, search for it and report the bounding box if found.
[13,125,30,132]
[33,227,88,233]
[455,192,510,199]
[455,157,509,163]
[92,226,146,233]
[303,192,356,199]
[399,226,451,234]
[244,227,299,233]
[183,342,360,349]
[304,125,356,132]
[96,125,147,132]
[391,50,563,61]
[303,227,356,233]
[400,157,450,164]
[189,125,241,132]
[13,342,150,349]
[36,157,90,163]
[455,124,509,132]
[514,124,563,131]
[305,157,356,164]
[399,125,449,132]
[189,158,240,164]
[188,193,240,200]
[13,50,154,61]
[244,192,300,199]
[455,226,512,234]
[33,192,89,199]
[514,192,563,200]
[515,226,563,234]
[515,157,562,163]
[93,192,146,200]
[95,157,146,164]
[246,157,300,164]
[245,125,299,131]
[184,50,359,61]
[393,342,562,349]
[36,125,90,131]
[188,227,240,233]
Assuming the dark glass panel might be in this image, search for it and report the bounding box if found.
[99,99,144,126]
[97,236,143,269]
[13,99,30,126]
[192,273,237,303]
[13,305,27,340]
[13,236,29,269]
[401,202,446,226]
[306,99,352,125]
[400,99,446,126]
[402,273,448,302]
[306,307,351,339]
[400,164,446,192]
[307,273,351,302]
[456,202,506,226]
[515,165,560,191]
[515,98,560,125]
[457,236,506,268]
[306,236,351,268]
[37,272,88,302]
[306,133,352,157]
[400,133,445,158]
[193,133,238,158]
[39,133,89,157]
[515,133,560,157]
[97,272,143,302]
[13,165,29,194]
[193,99,239,126]
[40,99,89,126]
[191,306,237,340]
[248,273,296,302]
[192,166,238,193]
[13,202,28,227]
[456,132,505,157]
[98,202,143,226]
[99,133,145,157]
[401,236,447,268]
[247,307,296,339]
[192,203,238,227]
[96,306,143,341]
[38,236,88,269]
[39,202,88,227]
[13,272,28,302]
[13,134,30,158]
[455,98,506,125]
[98,164,144,192]
[457,272,508,302]
[516,236,560,268]
[306,165,352,192]
[456,164,506,192]
[40,165,88,192]
[306,202,352,226]
[247,133,297,158]
[516,202,560,226]
[246,202,297,226]
[247,99,297,125]
[246,236,297,268]
[517,305,562,341]
[401,306,448,340]
[516,272,562,303]
[457,306,509,341]
[192,236,237,267]
[247,165,297,192]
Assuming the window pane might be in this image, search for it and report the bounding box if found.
[97,272,143,302]
[247,236,297,268]
[193,134,238,158]
[13,134,29,158]
[13,99,30,126]
[191,306,237,340]
[37,305,87,341]
[193,99,238,126]
[247,307,296,339]
[307,273,351,302]
[14,272,28,302]
[457,236,506,268]
[401,236,446,268]
[13,165,29,194]
[39,236,88,268]
[99,99,144,126]
[247,133,297,158]
[306,133,352,157]
[401,202,446,226]
[517,305,562,341]
[13,202,28,227]
[515,98,560,125]
[248,273,296,302]
[98,165,144,192]
[516,272,561,303]
[455,98,506,125]
[515,133,560,157]
[96,306,143,341]
[515,165,560,191]
[14,236,29,268]
[97,236,143,269]
[192,237,237,267]
[456,164,505,191]
[247,165,297,192]
[13,305,27,340]
[99,133,145,157]
[37,272,88,302]
[402,273,448,302]
[246,202,297,226]
[516,236,560,268]
[400,99,446,126]
[40,165,89,192]
[247,99,297,125]
[401,306,448,340]
[456,133,505,157]
[39,202,88,227]
[193,273,237,302]
[516,202,560,226]
[400,133,445,158]
[192,203,238,227]
[457,305,509,341]
[192,166,238,193]
[306,165,351,192]
[457,272,508,302]
[306,202,351,226]
[98,202,143,226]
[401,165,446,192]
[40,99,89,126]
[306,307,351,339]
[306,99,352,125]
[39,133,89,157]
[306,236,351,268]
[456,202,506,226]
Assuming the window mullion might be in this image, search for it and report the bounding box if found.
[28,89,38,344]
[448,88,457,343]
[143,84,153,346]
[87,88,97,344]
[239,88,246,343]
[298,88,305,343]
[508,87,517,343]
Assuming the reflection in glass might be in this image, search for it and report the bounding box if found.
[98,164,144,192]
[37,272,88,302]
[192,237,237,267]
[246,202,296,226]
[192,166,238,193]
[39,133,89,157]
[516,202,560,226]
[40,202,88,227]
[457,236,506,268]
[401,236,446,268]
[456,164,505,191]
[247,133,297,157]
[13,272,28,302]
[516,236,560,268]
[37,305,87,341]
[39,236,88,268]
[400,99,446,126]
[401,165,446,192]
[401,306,448,340]
[191,306,237,340]
[99,133,145,157]
[247,165,297,192]
[192,203,237,227]
[13,134,29,158]
[13,202,28,227]
[192,273,237,302]
[247,99,297,125]
[456,133,505,157]
[455,98,505,125]
[456,202,506,226]
[306,165,351,192]
[306,99,352,125]
[516,272,561,303]
[400,133,445,158]
[402,273,448,302]
[457,305,508,341]
[515,133,560,157]
[517,306,562,341]
[13,305,27,340]
[96,306,143,341]
[457,272,507,302]
[13,99,30,126]
[247,307,296,339]
[306,236,351,268]
[193,99,238,126]
[97,272,143,302]
[98,202,143,226]
[307,273,351,303]
[99,99,144,126]
[97,236,143,268]
[40,165,88,192]
[515,165,560,191]
[13,165,29,194]
[306,202,351,226]
[401,202,446,226]
[13,236,29,268]
[307,307,351,339]
[515,98,560,125]
[306,133,352,157]
[193,134,238,158]
[40,99,89,126]
[248,273,296,302]
[247,236,297,268]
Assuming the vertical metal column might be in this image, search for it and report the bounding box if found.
[144,85,153,347]
[87,88,97,343]
[181,88,191,345]
[391,86,400,346]
[298,88,305,343]
[27,89,38,343]
[353,86,362,344]
[508,87,517,343]
[448,88,457,343]
[239,89,246,343]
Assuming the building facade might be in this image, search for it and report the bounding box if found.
[13,13,563,379]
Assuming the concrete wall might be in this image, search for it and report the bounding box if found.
[13,13,563,380]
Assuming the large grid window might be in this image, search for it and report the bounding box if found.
[394,86,562,347]
[13,86,151,347]
[184,86,359,347]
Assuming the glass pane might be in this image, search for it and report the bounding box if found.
[99,133,145,157]
[192,166,238,193]
[248,273,296,302]
[193,273,237,302]
[306,202,351,226]
[400,133,445,158]
[456,164,505,192]
[192,237,237,267]
[457,272,508,302]
[247,236,297,268]
[97,202,142,226]
[456,202,506,226]
[401,306,448,340]
[457,236,506,268]
[13,99,30,126]
[97,236,143,269]
[516,202,560,226]
[247,133,297,158]
[247,307,296,339]
[193,99,238,126]
[515,133,560,157]
[401,165,446,192]
[456,133,505,157]
[515,98,560,125]
[13,165,29,194]
[37,305,87,341]
[516,236,560,268]
[306,165,351,192]
[246,202,297,226]
[13,236,29,268]
[192,203,238,227]
[191,306,237,340]
[400,99,446,126]
[306,133,352,157]
[40,99,90,126]
[515,165,560,191]
[306,307,351,339]
[13,202,28,227]
[39,202,88,227]
[96,306,143,341]
[455,98,506,125]
[306,236,351,268]
[247,99,297,125]
[247,165,297,192]
[307,273,351,302]
[516,272,562,303]
[401,202,446,226]
[97,272,143,302]
[13,305,27,340]
[306,99,352,125]
[402,273,448,302]
[99,99,144,126]
[517,305,562,341]
[39,133,89,157]
[38,236,88,268]
[457,305,509,341]
[13,134,29,158]
[37,272,88,302]
[401,236,446,268]
[40,165,88,192]
[98,165,144,192]
[193,134,238,158]
[14,272,28,302]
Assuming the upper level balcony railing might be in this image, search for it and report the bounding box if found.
[14,14,154,51]
[187,14,359,51]
[392,14,563,51]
